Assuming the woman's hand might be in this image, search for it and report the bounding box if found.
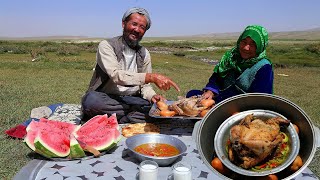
[202,90,214,99]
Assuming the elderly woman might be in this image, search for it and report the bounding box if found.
[187,25,273,103]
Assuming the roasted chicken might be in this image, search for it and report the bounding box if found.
[169,96,208,117]
[229,114,290,169]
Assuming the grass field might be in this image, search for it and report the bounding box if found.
[0,40,319,179]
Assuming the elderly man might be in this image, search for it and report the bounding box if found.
[81,7,180,123]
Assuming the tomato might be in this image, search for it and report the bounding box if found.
[290,155,303,171]
[200,99,215,108]
[211,157,228,175]
[160,110,176,117]
[156,101,168,111]
[258,174,278,180]
[200,109,209,117]
[232,111,240,116]
[292,123,299,134]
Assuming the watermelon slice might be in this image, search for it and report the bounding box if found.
[24,115,121,159]
[76,126,121,151]
[34,131,70,158]
[76,114,119,135]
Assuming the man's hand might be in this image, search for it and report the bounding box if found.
[145,73,180,92]
[202,90,214,99]
[151,94,166,103]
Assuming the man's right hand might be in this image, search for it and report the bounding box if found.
[145,73,180,92]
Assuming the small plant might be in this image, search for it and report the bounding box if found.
[305,43,320,55]
[56,45,80,56]
[30,48,46,61]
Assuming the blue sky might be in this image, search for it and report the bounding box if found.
[1,0,320,37]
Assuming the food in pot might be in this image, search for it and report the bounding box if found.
[292,123,299,134]
[290,155,303,171]
[250,132,290,171]
[257,174,278,180]
[211,157,229,174]
[228,114,290,169]
[134,143,180,157]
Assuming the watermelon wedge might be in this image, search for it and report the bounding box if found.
[34,131,70,158]
[23,114,121,159]
[76,127,121,151]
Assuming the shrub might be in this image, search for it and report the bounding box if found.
[56,45,80,56]
[305,44,320,55]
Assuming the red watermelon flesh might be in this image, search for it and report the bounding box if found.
[105,113,119,130]
[75,114,119,137]
[26,120,50,132]
[39,118,78,134]
[81,114,109,128]
[25,119,76,152]
[24,130,38,150]
[76,128,120,151]
[34,130,70,158]
[24,114,120,158]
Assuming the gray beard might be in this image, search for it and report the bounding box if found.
[123,34,141,49]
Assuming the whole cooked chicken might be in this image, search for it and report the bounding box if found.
[168,96,208,117]
[229,114,290,169]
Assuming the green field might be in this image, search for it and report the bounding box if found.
[0,39,319,179]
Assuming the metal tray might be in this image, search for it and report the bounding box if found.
[148,100,202,120]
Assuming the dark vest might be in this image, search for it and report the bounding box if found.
[87,36,146,92]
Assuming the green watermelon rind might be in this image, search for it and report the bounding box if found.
[69,138,85,158]
[92,139,114,151]
[24,131,37,151]
[99,129,122,151]
[102,133,122,151]
[34,137,70,158]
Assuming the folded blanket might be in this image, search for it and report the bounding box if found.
[5,103,81,139]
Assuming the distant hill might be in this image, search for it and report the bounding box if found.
[1,28,320,41]
[0,36,101,41]
[158,28,320,41]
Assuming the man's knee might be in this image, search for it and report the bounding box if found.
[82,91,102,110]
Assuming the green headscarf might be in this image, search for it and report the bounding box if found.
[213,25,270,78]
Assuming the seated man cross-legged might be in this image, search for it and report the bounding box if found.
[81,7,180,123]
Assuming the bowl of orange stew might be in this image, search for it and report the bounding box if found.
[125,134,187,166]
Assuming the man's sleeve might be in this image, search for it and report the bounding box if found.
[140,49,157,101]
[97,40,146,86]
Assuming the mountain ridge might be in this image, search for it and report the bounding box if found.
[1,28,320,41]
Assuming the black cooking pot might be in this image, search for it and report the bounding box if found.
[196,93,317,179]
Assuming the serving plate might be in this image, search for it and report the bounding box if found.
[214,109,300,176]
[149,100,202,120]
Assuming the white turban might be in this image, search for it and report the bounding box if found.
[122,7,151,30]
